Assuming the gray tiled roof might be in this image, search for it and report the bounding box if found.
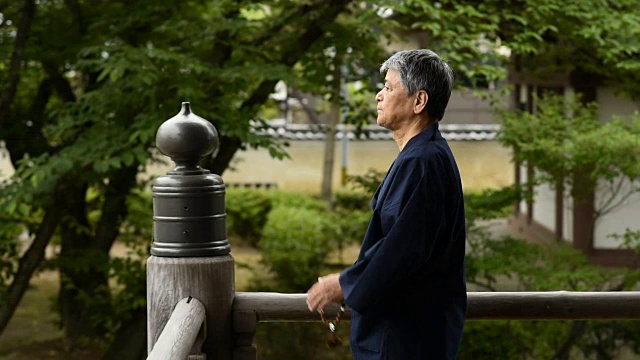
[258,123,500,141]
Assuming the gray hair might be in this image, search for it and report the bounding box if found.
[380,49,454,121]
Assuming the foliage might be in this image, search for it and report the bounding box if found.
[0,212,22,293]
[612,229,640,265]
[330,188,371,260]
[346,168,385,195]
[462,185,640,359]
[291,2,397,129]
[0,0,401,349]
[466,236,626,292]
[260,206,331,292]
[460,321,541,360]
[464,185,521,224]
[268,190,327,213]
[225,188,272,247]
[104,189,152,333]
[226,189,329,249]
[498,94,640,216]
[330,209,370,245]
[323,208,369,265]
[333,188,370,211]
[400,0,640,99]
[255,322,352,360]
[225,187,369,264]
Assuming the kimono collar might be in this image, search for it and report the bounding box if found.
[402,121,439,152]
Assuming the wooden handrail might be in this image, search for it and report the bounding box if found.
[233,291,640,321]
[467,291,640,320]
[148,297,206,360]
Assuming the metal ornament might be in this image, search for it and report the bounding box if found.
[150,102,230,257]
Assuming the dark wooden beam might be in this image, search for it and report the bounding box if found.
[233,291,640,322]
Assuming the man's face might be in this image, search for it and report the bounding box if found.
[375,69,415,130]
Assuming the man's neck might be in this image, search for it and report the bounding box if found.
[393,117,434,151]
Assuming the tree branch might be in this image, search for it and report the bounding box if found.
[94,165,139,253]
[5,77,53,166]
[43,62,77,103]
[290,88,323,124]
[0,0,36,128]
[63,0,86,35]
[209,0,352,173]
[251,0,332,48]
[551,320,588,360]
[0,207,61,335]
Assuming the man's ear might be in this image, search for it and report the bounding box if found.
[414,90,428,114]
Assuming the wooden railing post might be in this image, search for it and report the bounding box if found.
[232,311,257,360]
[147,102,234,359]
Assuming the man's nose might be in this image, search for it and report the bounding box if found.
[375,90,383,102]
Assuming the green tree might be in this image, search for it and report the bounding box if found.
[498,94,640,247]
[276,5,396,206]
[400,0,640,98]
[0,0,395,356]
[500,94,640,206]
[463,187,640,359]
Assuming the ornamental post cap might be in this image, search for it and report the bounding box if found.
[155,102,219,175]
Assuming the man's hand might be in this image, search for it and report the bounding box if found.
[306,273,344,312]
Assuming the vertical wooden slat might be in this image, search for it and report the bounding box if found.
[233,311,258,360]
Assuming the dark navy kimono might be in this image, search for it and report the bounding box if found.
[339,122,467,360]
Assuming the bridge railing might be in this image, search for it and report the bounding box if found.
[146,290,640,360]
[230,291,640,359]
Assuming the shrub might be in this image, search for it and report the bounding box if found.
[323,209,370,264]
[334,188,371,211]
[260,206,331,291]
[225,188,272,247]
[268,190,326,212]
[347,168,385,195]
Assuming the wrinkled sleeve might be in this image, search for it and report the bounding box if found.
[339,157,444,314]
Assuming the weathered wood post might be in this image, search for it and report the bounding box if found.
[147,102,234,359]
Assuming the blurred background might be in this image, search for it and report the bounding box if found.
[1,0,640,359]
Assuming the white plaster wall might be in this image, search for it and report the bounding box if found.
[3,139,513,194]
[594,179,640,249]
[145,140,514,194]
[563,194,574,243]
[597,88,639,121]
[592,89,639,248]
[519,164,528,214]
[532,180,556,231]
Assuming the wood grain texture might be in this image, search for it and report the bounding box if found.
[233,292,347,322]
[148,255,235,359]
[232,291,640,322]
[467,291,640,320]
[147,297,205,360]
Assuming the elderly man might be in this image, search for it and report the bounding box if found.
[306,49,467,359]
